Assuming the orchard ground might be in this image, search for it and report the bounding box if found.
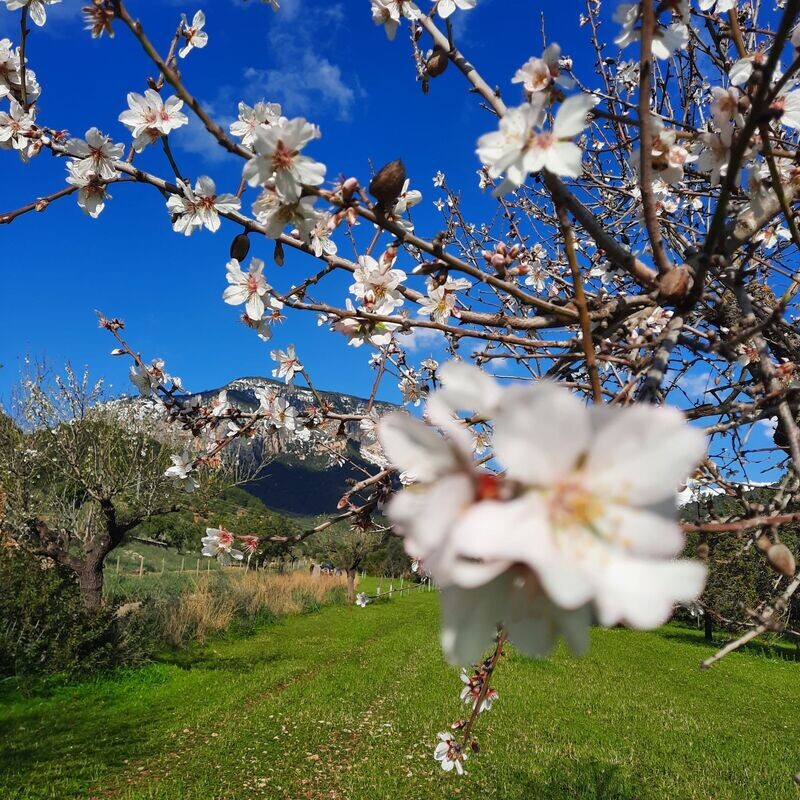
[0,576,797,800]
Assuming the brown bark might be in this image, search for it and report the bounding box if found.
[346,568,357,604]
[77,555,106,611]
[704,614,714,643]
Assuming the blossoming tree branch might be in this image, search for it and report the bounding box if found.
[3,0,800,775]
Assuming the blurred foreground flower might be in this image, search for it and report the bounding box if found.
[378,362,706,664]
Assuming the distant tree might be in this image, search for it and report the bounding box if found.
[312,522,383,603]
[0,363,201,609]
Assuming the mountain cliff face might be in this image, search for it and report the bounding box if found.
[123,376,398,516]
[197,376,397,516]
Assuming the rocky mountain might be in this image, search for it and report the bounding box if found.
[120,376,398,517]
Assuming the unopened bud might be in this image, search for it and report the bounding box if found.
[369,159,406,207]
[230,232,250,262]
[274,240,284,266]
[767,543,796,578]
[341,177,359,201]
[696,542,709,560]
[657,265,693,304]
[425,47,448,78]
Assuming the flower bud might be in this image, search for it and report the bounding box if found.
[767,543,796,578]
[274,240,285,266]
[696,542,709,560]
[341,177,359,201]
[369,159,406,207]
[230,232,250,262]
[425,47,448,78]
[657,265,693,304]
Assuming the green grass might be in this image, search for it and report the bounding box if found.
[1,583,798,800]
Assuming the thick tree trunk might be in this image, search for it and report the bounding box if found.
[704,614,713,642]
[78,557,105,612]
[346,568,357,604]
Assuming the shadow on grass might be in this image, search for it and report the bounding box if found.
[514,758,639,800]
[658,625,800,662]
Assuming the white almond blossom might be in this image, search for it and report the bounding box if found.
[0,38,40,101]
[65,163,110,218]
[202,527,244,565]
[308,214,338,257]
[511,43,574,95]
[476,94,596,196]
[179,10,208,59]
[433,732,466,774]
[614,3,688,60]
[332,300,400,347]
[754,224,791,250]
[229,100,286,147]
[252,189,318,240]
[118,90,188,151]
[350,254,407,315]
[371,0,420,40]
[436,0,476,20]
[166,176,241,235]
[378,361,706,664]
[65,127,123,181]
[223,257,270,320]
[0,98,35,159]
[698,0,736,12]
[3,0,60,27]
[772,88,800,131]
[164,452,199,492]
[393,179,422,214]
[242,117,325,202]
[271,344,303,384]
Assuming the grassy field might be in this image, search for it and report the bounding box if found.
[0,580,798,800]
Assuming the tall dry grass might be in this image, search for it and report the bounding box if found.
[161,571,349,647]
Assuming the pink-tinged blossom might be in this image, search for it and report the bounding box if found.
[350,254,406,315]
[3,0,60,27]
[476,94,597,196]
[242,116,325,201]
[229,100,286,147]
[332,299,400,347]
[65,127,123,181]
[378,361,706,664]
[166,176,241,235]
[178,11,208,59]
[271,344,303,384]
[772,88,800,131]
[252,189,318,240]
[0,98,35,159]
[512,43,574,95]
[65,162,110,218]
[223,257,270,320]
[118,89,188,151]
[202,527,244,565]
[433,732,466,774]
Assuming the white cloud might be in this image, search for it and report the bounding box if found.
[174,103,237,164]
[241,2,359,122]
[402,326,446,353]
[243,51,356,121]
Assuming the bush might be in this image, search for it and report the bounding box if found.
[0,546,146,680]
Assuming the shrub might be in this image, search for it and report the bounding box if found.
[0,546,147,680]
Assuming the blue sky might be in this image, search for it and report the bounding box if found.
[1,0,591,402]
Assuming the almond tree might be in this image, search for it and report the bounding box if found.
[4,0,800,773]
